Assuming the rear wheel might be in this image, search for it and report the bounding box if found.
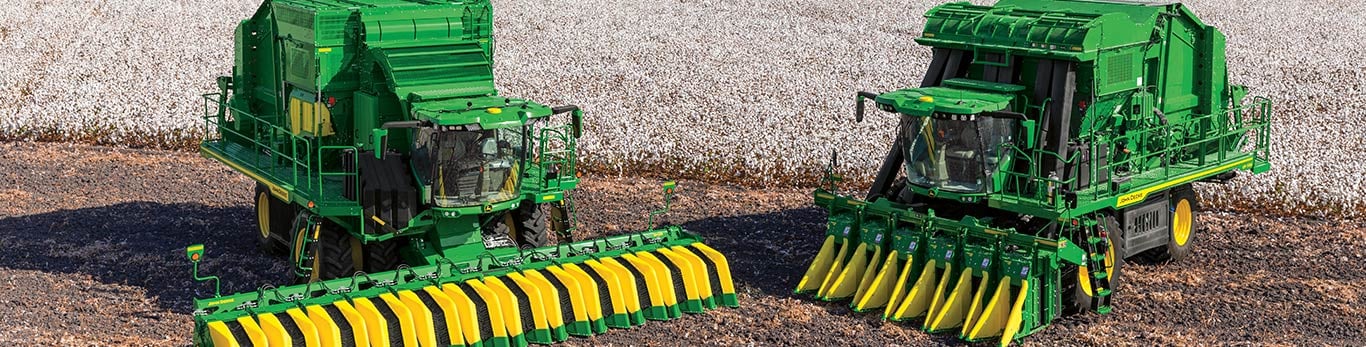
[254,184,293,255]
[1160,186,1199,262]
[1063,215,1125,314]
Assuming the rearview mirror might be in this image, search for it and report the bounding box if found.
[572,110,584,138]
[551,105,584,138]
[855,91,880,123]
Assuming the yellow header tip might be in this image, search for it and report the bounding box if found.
[918,96,934,103]
[487,107,503,114]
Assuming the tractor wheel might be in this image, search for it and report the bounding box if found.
[254,183,293,255]
[1159,186,1200,262]
[511,202,549,249]
[1063,215,1125,314]
[363,239,403,274]
[291,216,361,284]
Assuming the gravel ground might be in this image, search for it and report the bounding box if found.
[0,0,1362,217]
[1,141,1362,346]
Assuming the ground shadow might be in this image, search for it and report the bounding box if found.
[678,207,968,345]
[0,201,835,315]
[0,202,292,314]
[679,206,828,299]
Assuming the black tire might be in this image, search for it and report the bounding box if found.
[363,239,403,274]
[1062,214,1125,314]
[1159,186,1199,262]
[254,183,293,255]
[292,216,359,284]
[511,202,549,249]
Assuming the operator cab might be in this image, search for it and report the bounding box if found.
[871,79,1027,194]
[406,97,551,209]
[414,127,525,207]
[901,112,1018,193]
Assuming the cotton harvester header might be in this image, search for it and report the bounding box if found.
[187,1,736,346]
[796,0,1270,345]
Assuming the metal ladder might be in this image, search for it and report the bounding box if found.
[538,123,580,241]
[1081,222,1113,314]
[292,215,323,279]
[550,192,580,241]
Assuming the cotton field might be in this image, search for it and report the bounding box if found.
[0,0,1361,218]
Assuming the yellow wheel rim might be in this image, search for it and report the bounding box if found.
[1173,199,1192,246]
[1078,240,1117,297]
[256,192,271,239]
[292,227,307,266]
[292,224,321,283]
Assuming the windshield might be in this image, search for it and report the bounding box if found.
[901,114,1016,193]
[414,128,526,207]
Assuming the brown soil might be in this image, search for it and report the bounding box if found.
[0,141,1361,346]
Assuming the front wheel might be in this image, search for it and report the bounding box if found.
[291,215,360,284]
[363,238,403,274]
[511,202,549,249]
[1063,215,1125,314]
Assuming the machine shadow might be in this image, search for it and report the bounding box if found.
[678,207,966,344]
[678,206,829,299]
[0,202,292,314]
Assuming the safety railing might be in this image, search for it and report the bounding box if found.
[318,146,360,205]
[537,123,578,187]
[201,92,359,206]
[995,96,1272,207]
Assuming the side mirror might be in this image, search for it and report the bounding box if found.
[572,110,584,138]
[855,91,880,123]
[552,105,583,138]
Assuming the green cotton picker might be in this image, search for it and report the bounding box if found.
[796,0,1271,345]
[185,0,736,346]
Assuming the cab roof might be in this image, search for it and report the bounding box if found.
[411,96,553,128]
[875,79,1020,116]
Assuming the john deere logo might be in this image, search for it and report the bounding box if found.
[1116,192,1145,207]
[483,205,492,212]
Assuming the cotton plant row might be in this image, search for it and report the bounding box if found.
[0,0,1361,218]
[0,0,255,147]
[493,0,1366,218]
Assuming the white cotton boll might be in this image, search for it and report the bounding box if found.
[0,0,1360,217]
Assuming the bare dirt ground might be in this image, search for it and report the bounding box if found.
[0,141,1362,346]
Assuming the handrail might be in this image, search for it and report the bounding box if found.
[318,146,360,205]
[201,92,359,206]
[995,97,1272,207]
[537,123,578,186]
